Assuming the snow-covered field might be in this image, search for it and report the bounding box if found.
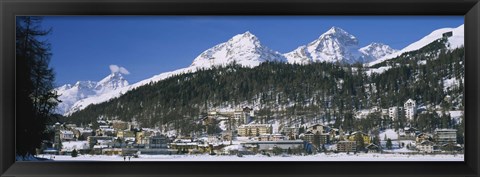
[44,153,463,162]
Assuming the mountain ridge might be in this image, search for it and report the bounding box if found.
[285,26,397,64]
[55,25,463,116]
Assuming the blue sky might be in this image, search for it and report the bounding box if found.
[41,16,463,87]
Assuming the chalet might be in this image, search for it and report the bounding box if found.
[348,132,371,145]
[365,143,381,153]
[417,140,435,153]
[416,133,433,143]
[306,124,328,134]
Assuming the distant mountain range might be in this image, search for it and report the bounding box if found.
[55,25,464,116]
[285,27,397,64]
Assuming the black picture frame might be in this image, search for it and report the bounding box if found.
[1,0,479,176]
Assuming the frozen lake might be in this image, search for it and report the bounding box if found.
[42,153,464,162]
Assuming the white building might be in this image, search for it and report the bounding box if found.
[417,140,435,153]
[404,99,417,121]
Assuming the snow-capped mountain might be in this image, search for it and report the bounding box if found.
[359,42,398,63]
[55,71,129,115]
[60,32,286,116]
[284,26,396,64]
[190,31,286,68]
[57,25,464,116]
[368,24,464,66]
[95,72,129,92]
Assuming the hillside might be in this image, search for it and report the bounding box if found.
[65,37,464,136]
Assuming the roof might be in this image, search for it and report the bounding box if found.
[93,145,108,149]
[417,133,432,137]
[308,123,325,128]
[238,124,271,128]
[435,128,457,132]
[350,131,368,136]
[366,143,379,148]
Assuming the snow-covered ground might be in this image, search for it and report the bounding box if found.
[380,129,398,140]
[368,24,464,67]
[44,153,463,161]
[366,66,391,76]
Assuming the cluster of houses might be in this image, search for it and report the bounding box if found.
[354,99,417,121]
[40,99,462,157]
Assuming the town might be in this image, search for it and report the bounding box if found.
[38,99,463,160]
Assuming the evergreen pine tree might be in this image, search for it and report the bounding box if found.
[16,16,59,157]
[386,138,393,150]
[71,149,78,157]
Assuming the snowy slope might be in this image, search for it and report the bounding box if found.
[60,31,286,115]
[359,42,398,63]
[64,66,197,115]
[368,24,464,67]
[60,25,463,116]
[55,81,97,115]
[56,72,128,115]
[190,31,286,68]
[285,27,397,64]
